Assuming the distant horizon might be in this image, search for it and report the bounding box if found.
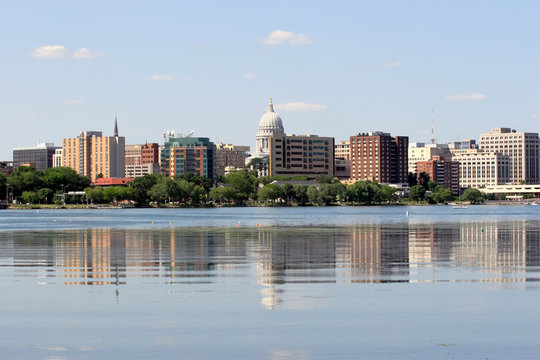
[1,1,538,159]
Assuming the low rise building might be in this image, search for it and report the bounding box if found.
[215,143,250,175]
[13,142,59,170]
[452,150,509,188]
[408,142,452,174]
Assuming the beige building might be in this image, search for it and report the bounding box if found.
[452,150,509,188]
[478,128,539,184]
[335,140,350,160]
[125,163,161,178]
[215,143,250,175]
[408,142,452,174]
[62,120,125,181]
[269,134,334,179]
[125,144,143,166]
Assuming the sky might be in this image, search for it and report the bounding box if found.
[1,0,539,160]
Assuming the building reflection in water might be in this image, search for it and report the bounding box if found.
[2,219,539,307]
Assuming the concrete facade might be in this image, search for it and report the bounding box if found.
[478,128,539,184]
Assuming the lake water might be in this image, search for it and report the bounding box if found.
[0,206,539,359]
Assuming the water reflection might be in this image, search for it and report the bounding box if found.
[1,220,539,308]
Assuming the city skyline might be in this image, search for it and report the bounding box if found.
[1,1,539,160]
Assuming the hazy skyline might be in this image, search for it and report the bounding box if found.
[1,1,539,160]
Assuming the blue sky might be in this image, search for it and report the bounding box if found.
[1,0,539,160]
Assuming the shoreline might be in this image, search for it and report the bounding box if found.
[1,200,537,210]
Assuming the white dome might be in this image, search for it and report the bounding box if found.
[256,98,284,136]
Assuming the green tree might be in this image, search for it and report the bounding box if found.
[7,166,43,197]
[257,184,284,203]
[319,182,347,205]
[315,174,335,184]
[427,180,438,192]
[347,181,376,204]
[130,174,162,206]
[408,172,418,187]
[85,187,104,203]
[307,185,320,205]
[224,170,257,202]
[37,188,54,204]
[281,183,295,203]
[209,187,238,203]
[148,177,179,205]
[0,173,6,201]
[42,167,90,192]
[431,186,454,203]
[418,172,430,189]
[293,185,309,205]
[409,185,426,202]
[21,191,39,204]
[462,188,486,204]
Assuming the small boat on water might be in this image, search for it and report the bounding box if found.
[453,204,467,209]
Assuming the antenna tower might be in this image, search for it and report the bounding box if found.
[430,109,435,144]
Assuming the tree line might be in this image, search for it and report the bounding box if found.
[1,166,488,206]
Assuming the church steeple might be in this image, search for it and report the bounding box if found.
[114,114,119,137]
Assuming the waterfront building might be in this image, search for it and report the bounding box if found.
[334,158,351,180]
[350,132,408,184]
[125,144,143,166]
[478,128,539,184]
[62,118,125,181]
[416,155,460,194]
[215,143,250,175]
[451,150,509,188]
[268,134,334,179]
[93,177,132,186]
[12,142,59,170]
[408,142,452,174]
[161,137,216,181]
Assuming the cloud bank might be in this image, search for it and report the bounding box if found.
[445,93,486,101]
[30,45,66,58]
[262,30,312,45]
[381,61,403,68]
[275,102,327,112]
[150,75,174,82]
[73,48,104,59]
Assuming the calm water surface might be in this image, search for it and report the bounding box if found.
[0,206,539,359]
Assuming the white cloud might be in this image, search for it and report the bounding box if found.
[274,102,327,112]
[65,99,83,105]
[244,72,256,79]
[150,75,174,82]
[262,30,312,45]
[445,93,486,101]
[30,45,66,58]
[73,48,104,59]
[381,61,403,68]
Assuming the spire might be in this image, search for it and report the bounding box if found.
[268,98,274,112]
[114,113,119,137]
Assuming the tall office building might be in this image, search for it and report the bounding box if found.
[62,118,125,181]
[350,132,408,184]
[124,143,160,178]
[161,137,216,181]
[268,134,334,179]
[478,128,539,184]
[13,142,59,170]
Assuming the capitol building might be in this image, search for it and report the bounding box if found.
[253,98,285,159]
